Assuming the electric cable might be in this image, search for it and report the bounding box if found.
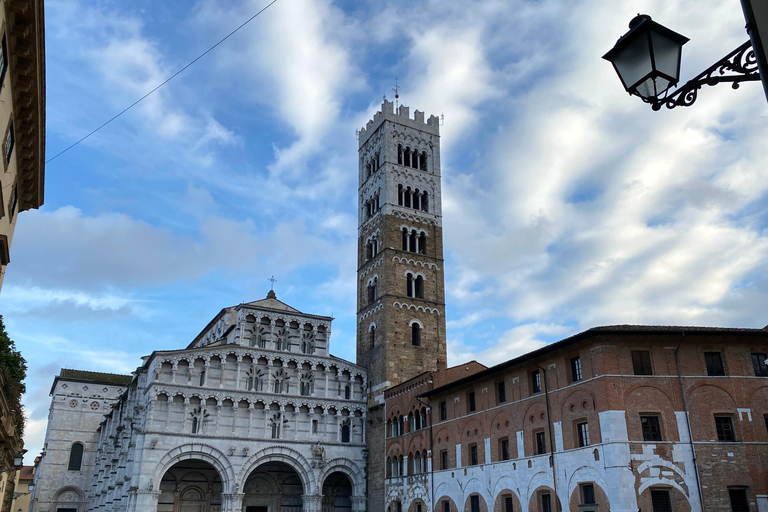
[46,0,279,164]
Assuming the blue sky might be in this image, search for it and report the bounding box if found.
[2,0,768,459]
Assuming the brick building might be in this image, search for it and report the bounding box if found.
[381,326,768,512]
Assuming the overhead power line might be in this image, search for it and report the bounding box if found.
[46,0,280,165]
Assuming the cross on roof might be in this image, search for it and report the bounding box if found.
[268,276,277,290]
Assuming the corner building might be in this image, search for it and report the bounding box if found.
[356,100,449,512]
[382,326,768,512]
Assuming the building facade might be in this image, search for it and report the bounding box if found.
[31,293,368,512]
[0,0,45,292]
[383,326,768,512]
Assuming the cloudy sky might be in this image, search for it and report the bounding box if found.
[2,0,767,459]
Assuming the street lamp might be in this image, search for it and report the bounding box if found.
[604,14,762,110]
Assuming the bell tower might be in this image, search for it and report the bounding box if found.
[356,100,447,511]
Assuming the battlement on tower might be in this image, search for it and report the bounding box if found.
[358,99,440,147]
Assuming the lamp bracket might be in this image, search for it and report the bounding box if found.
[650,40,761,110]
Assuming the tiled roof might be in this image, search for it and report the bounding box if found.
[59,369,133,386]
[422,323,768,397]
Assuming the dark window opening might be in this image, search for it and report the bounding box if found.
[415,276,424,299]
[541,493,551,512]
[398,144,403,165]
[535,431,546,455]
[469,444,478,466]
[199,370,205,386]
[470,495,480,512]
[440,401,447,421]
[419,232,426,254]
[411,323,421,346]
[532,370,541,393]
[650,489,672,512]
[341,424,350,443]
[443,502,450,512]
[398,184,404,206]
[440,449,448,469]
[407,274,414,297]
[641,415,662,441]
[468,391,476,412]
[5,120,13,164]
[504,496,513,512]
[577,422,590,447]
[571,356,582,382]
[344,385,351,399]
[421,191,429,212]
[67,443,84,471]
[632,350,653,375]
[402,228,408,250]
[0,35,7,87]
[420,151,427,171]
[497,381,506,404]
[715,416,735,442]
[705,351,725,376]
[581,484,595,504]
[500,438,510,461]
[409,230,417,253]
[404,187,412,208]
[192,416,200,434]
[752,353,768,376]
[728,488,750,512]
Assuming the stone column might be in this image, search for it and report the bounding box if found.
[302,494,323,512]
[221,493,245,512]
[128,490,161,512]
[352,496,367,512]
[182,398,190,433]
[203,361,211,387]
[215,403,222,435]
[235,359,242,389]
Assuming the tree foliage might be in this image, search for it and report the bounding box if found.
[0,315,26,437]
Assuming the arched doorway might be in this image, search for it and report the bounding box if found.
[322,472,352,512]
[158,459,223,511]
[243,461,304,512]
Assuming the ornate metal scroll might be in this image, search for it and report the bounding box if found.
[648,40,761,110]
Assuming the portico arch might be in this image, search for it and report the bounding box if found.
[238,446,316,496]
[152,444,235,493]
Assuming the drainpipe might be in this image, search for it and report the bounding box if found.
[674,331,705,512]
[533,362,558,508]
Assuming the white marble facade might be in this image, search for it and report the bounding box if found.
[32,292,368,512]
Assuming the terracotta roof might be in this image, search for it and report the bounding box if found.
[422,324,768,397]
[19,465,34,480]
[58,369,133,385]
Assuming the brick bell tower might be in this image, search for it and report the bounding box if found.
[356,99,447,511]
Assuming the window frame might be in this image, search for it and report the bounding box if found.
[650,489,672,512]
[577,421,590,447]
[751,353,768,377]
[499,437,510,461]
[534,430,546,455]
[469,443,478,466]
[532,370,541,394]
[580,483,596,505]
[497,380,506,404]
[715,415,736,442]
[640,415,663,442]
[571,356,583,382]
[440,449,448,470]
[631,350,653,375]
[468,391,476,413]
[728,487,750,512]
[439,400,447,421]
[704,351,725,376]
[67,442,84,471]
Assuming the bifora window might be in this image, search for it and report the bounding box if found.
[705,351,725,376]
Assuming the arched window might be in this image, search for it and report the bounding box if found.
[412,323,421,346]
[271,415,281,439]
[421,191,428,212]
[419,232,426,255]
[409,230,417,253]
[398,184,404,206]
[398,415,404,435]
[398,144,403,165]
[386,457,392,477]
[387,419,393,438]
[375,152,380,170]
[407,273,414,297]
[366,162,372,178]
[341,423,351,443]
[191,416,199,434]
[199,369,206,386]
[411,150,418,168]
[404,147,411,168]
[345,385,351,399]
[421,407,427,428]
[414,411,421,430]
[368,277,377,304]
[422,449,429,472]
[68,442,84,471]
[420,151,427,171]
[402,228,408,251]
[404,187,412,208]
[398,455,404,476]
[414,276,424,299]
